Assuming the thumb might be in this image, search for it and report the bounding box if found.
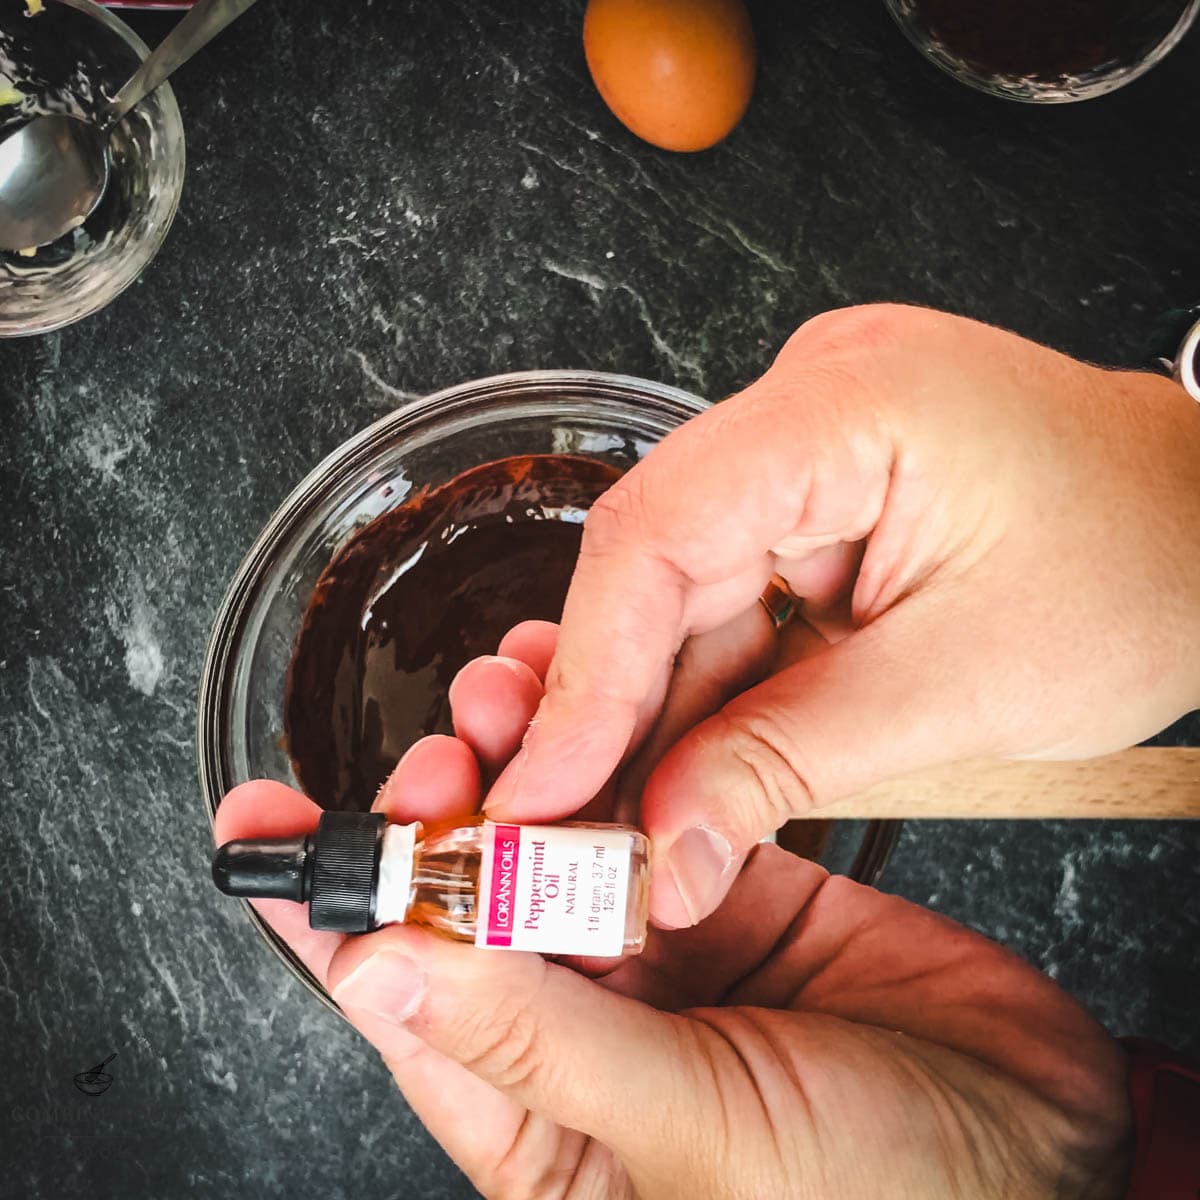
[643,600,996,929]
[327,924,698,1164]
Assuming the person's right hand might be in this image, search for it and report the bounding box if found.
[483,305,1200,928]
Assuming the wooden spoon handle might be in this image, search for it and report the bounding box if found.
[804,747,1200,820]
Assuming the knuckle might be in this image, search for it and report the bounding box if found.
[459,993,546,1092]
[717,704,820,826]
[581,470,652,555]
[784,302,939,361]
[487,1157,572,1200]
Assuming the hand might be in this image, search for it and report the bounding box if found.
[215,627,1132,1200]
[481,305,1200,928]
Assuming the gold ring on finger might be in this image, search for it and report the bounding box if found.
[757,574,797,633]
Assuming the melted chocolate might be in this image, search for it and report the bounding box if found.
[285,455,621,811]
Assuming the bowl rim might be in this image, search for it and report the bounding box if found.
[196,368,901,1011]
[0,0,185,336]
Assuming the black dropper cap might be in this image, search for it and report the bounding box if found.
[212,811,387,933]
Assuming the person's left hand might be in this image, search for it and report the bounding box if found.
[215,621,1131,1199]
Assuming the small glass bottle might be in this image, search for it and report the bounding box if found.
[213,812,650,957]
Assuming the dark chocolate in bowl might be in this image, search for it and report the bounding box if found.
[286,455,620,812]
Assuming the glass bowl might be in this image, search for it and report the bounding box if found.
[0,0,185,336]
[197,370,901,1009]
[884,0,1199,103]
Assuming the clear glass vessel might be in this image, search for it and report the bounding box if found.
[0,0,185,335]
[197,370,899,1012]
[884,0,1199,103]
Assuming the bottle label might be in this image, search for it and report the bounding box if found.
[476,823,632,956]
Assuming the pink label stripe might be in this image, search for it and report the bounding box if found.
[486,824,521,947]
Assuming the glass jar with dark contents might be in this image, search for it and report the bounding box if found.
[885,0,1198,101]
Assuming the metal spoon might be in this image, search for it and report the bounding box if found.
[0,0,260,253]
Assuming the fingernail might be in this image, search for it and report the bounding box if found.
[654,826,736,929]
[332,950,427,1025]
[481,655,531,677]
[449,655,529,710]
[372,742,422,812]
[482,742,528,812]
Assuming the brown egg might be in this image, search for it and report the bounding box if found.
[583,0,756,153]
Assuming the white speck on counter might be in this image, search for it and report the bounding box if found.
[540,258,607,291]
[521,166,539,190]
[201,1051,239,1095]
[1054,856,1081,926]
[78,421,135,481]
[348,349,419,406]
[115,593,164,696]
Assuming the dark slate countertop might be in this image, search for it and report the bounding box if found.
[1,2,1198,1197]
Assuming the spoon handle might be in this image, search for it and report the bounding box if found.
[105,0,262,128]
[791,747,1200,820]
